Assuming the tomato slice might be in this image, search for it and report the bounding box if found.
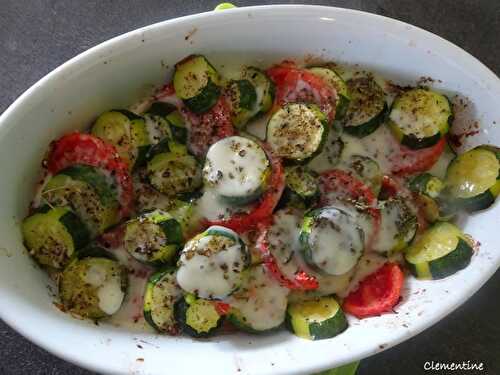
[46,132,134,218]
[318,169,381,248]
[214,301,231,316]
[343,263,404,318]
[256,223,318,291]
[155,83,235,158]
[389,137,446,176]
[267,61,337,122]
[206,144,285,234]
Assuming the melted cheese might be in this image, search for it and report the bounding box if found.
[84,262,125,316]
[176,227,247,299]
[308,208,364,275]
[227,265,289,330]
[203,136,269,199]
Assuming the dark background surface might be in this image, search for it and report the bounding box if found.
[0,1,499,374]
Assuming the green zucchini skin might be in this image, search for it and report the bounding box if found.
[91,110,148,168]
[173,54,221,114]
[225,79,258,129]
[278,165,319,209]
[22,206,91,269]
[266,103,329,162]
[299,207,364,276]
[143,267,181,334]
[445,145,500,212]
[42,168,120,235]
[146,142,202,197]
[146,102,188,144]
[227,310,283,334]
[59,256,128,320]
[388,88,452,150]
[307,66,351,121]
[285,296,348,340]
[173,295,224,338]
[405,222,474,280]
[242,66,275,118]
[203,135,270,206]
[123,210,183,266]
[342,77,387,137]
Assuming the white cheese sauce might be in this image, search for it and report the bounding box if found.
[176,227,247,299]
[203,136,269,199]
[226,265,289,331]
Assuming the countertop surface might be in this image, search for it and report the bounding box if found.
[0,1,499,374]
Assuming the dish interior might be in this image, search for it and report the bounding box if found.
[0,6,498,375]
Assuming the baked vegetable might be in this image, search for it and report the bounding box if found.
[344,154,383,196]
[176,226,249,299]
[173,55,221,114]
[409,173,454,222]
[22,206,90,269]
[300,206,364,275]
[143,267,182,334]
[374,198,418,253]
[146,142,202,197]
[389,88,452,149]
[308,66,350,120]
[343,77,387,137]
[266,103,328,162]
[227,265,289,333]
[46,132,134,219]
[343,263,404,318]
[91,110,148,168]
[280,165,319,208]
[445,145,500,211]
[241,66,275,117]
[405,222,474,280]
[59,256,127,319]
[42,165,120,235]
[286,296,348,340]
[124,209,183,265]
[174,294,224,338]
[203,136,270,205]
[225,79,257,128]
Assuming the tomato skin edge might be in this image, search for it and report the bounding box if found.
[343,263,404,319]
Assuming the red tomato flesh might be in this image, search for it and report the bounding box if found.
[343,263,404,318]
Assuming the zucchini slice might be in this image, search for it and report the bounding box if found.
[91,110,148,168]
[42,166,120,235]
[266,103,328,162]
[143,267,182,334]
[342,77,387,137]
[343,154,383,196]
[389,88,452,149]
[280,165,319,209]
[308,66,351,120]
[409,173,454,222]
[59,257,128,319]
[445,145,500,211]
[405,222,474,279]
[242,66,275,117]
[173,54,221,114]
[146,142,202,197]
[124,209,183,265]
[225,79,257,128]
[286,296,347,340]
[22,206,90,269]
[227,265,289,333]
[300,207,364,275]
[146,102,188,144]
[409,173,444,199]
[176,226,250,300]
[174,294,224,338]
[374,198,417,253]
[203,136,270,205]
